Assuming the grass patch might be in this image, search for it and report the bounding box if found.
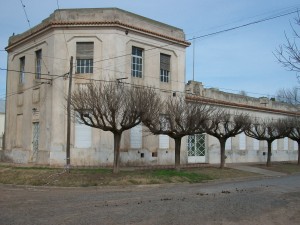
[151,169,212,183]
[0,163,258,187]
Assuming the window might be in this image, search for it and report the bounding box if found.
[130,124,142,148]
[187,134,205,157]
[76,42,94,74]
[75,122,92,148]
[239,133,246,150]
[131,46,143,78]
[284,137,288,150]
[19,57,25,84]
[160,54,170,83]
[159,135,169,149]
[272,139,277,151]
[35,50,42,79]
[225,137,232,150]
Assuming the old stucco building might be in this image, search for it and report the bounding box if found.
[2,8,299,166]
[3,8,189,166]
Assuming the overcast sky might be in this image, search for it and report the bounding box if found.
[1,0,300,100]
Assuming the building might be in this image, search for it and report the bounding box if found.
[185,81,299,164]
[4,8,189,165]
[0,100,5,150]
[3,8,299,167]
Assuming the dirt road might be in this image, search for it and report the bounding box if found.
[1,175,300,225]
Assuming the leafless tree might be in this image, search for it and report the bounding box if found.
[276,87,300,105]
[275,13,300,79]
[70,81,160,173]
[205,110,251,169]
[286,117,300,165]
[142,96,213,171]
[245,118,288,167]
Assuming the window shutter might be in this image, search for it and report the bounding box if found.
[225,137,231,150]
[272,140,278,150]
[160,54,170,71]
[239,133,246,150]
[76,42,94,59]
[159,135,169,149]
[283,137,288,150]
[75,123,92,148]
[130,124,142,148]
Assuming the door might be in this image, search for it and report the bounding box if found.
[31,122,40,162]
[187,134,206,163]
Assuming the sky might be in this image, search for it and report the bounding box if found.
[1,0,300,100]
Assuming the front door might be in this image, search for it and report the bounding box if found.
[187,134,206,163]
[31,122,40,162]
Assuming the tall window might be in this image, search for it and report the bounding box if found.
[19,57,25,84]
[160,54,170,83]
[35,50,42,79]
[76,42,94,74]
[131,46,143,78]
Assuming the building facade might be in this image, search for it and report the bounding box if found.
[3,8,299,167]
[185,81,299,164]
[3,8,189,166]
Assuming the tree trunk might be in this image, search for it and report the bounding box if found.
[266,141,272,167]
[113,133,122,174]
[174,138,182,171]
[220,139,226,169]
[298,141,300,166]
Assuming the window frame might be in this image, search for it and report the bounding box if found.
[35,50,42,79]
[19,57,25,84]
[76,42,94,74]
[131,46,143,78]
[160,53,171,83]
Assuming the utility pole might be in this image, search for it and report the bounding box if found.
[66,56,73,172]
[193,37,195,81]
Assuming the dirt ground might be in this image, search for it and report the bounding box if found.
[0,174,300,225]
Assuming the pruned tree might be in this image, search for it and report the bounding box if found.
[142,96,213,171]
[275,13,300,79]
[205,110,251,169]
[276,87,300,105]
[70,82,160,173]
[286,117,300,165]
[245,118,288,167]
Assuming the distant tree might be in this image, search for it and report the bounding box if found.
[239,90,247,96]
[275,13,300,79]
[286,117,300,165]
[245,119,288,167]
[142,96,213,171]
[205,110,251,169]
[276,87,300,105]
[70,82,159,173]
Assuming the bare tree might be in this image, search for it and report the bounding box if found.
[276,87,300,105]
[275,13,300,79]
[70,82,160,173]
[286,117,300,165]
[245,119,288,167]
[205,110,251,169]
[142,96,212,171]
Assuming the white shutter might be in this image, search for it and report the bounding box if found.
[253,139,259,150]
[225,137,231,150]
[284,137,288,150]
[75,123,92,148]
[130,124,142,148]
[159,135,169,149]
[294,141,298,150]
[272,139,277,150]
[239,133,246,150]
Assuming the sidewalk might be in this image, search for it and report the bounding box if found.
[227,163,286,177]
